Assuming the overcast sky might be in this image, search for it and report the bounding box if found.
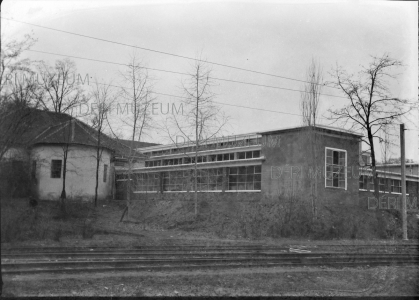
[2,0,418,160]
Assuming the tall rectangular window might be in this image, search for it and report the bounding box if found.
[103,164,108,182]
[325,148,346,189]
[51,160,62,178]
[391,179,401,193]
[379,178,386,192]
[359,175,368,190]
[32,160,37,179]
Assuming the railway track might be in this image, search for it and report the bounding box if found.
[2,244,418,275]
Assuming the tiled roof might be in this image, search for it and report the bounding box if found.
[20,109,153,158]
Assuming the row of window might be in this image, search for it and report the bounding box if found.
[133,165,262,192]
[49,160,108,182]
[145,151,261,168]
[359,175,402,193]
[145,138,261,157]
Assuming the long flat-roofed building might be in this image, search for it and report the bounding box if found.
[115,125,366,207]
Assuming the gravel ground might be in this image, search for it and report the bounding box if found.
[2,265,418,297]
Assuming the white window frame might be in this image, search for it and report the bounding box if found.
[325,147,347,190]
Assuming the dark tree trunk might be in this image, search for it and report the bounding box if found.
[60,146,68,214]
[367,129,379,200]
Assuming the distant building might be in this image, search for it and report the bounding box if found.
[376,163,419,177]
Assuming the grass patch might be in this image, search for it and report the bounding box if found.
[1,198,97,243]
[126,195,419,240]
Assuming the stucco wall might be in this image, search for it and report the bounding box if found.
[31,144,113,201]
[261,129,360,207]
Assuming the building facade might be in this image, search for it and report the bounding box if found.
[115,125,371,208]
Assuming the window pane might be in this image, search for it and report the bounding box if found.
[254,182,261,190]
[246,151,253,159]
[246,174,254,182]
[326,157,332,165]
[238,175,246,182]
[229,175,237,183]
[333,151,339,164]
[51,160,62,178]
[326,149,332,157]
[253,151,260,158]
[238,152,245,159]
[325,170,332,180]
[229,167,238,174]
[238,167,246,174]
[237,183,246,190]
[103,165,108,182]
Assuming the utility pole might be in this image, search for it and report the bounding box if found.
[400,124,408,240]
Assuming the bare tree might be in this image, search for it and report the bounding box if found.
[36,58,87,113]
[300,58,323,127]
[328,54,412,199]
[299,58,323,219]
[162,58,229,215]
[0,34,39,160]
[90,80,116,207]
[119,53,154,202]
[0,34,37,97]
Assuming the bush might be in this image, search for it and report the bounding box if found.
[124,194,418,241]
[1,198,98,243]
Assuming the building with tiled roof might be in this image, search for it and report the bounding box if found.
[0,109,158,201]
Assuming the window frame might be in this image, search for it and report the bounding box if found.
[325,147,347,190]
[391,179,401,193]
[359,175,368,190]
[31,160,37,180]
[228,165,261,191]
[50,159,62,179]
[379,177,386,192]
[103,164,108,183]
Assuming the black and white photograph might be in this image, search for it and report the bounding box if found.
[1,0,418,297]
